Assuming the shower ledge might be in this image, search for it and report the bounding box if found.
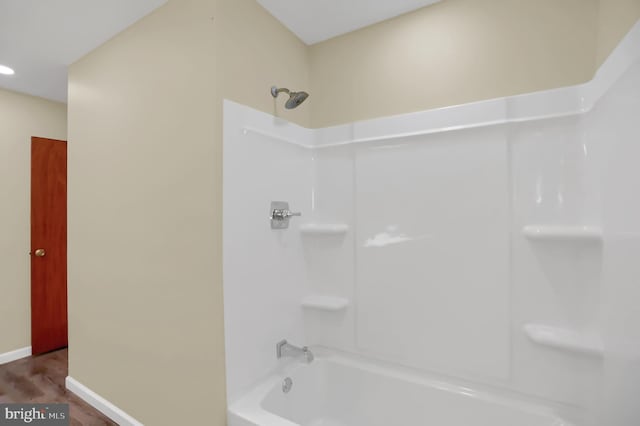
[522,225,602,243]
[299,223,349,236]
[523,323,603,358]
[301,295,349,312]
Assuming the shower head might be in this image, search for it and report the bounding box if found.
[286,91,309,109]
[271,86,309,109]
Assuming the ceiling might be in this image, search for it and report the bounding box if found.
[0,0,441,102]
[0,0,168,103]
[256,0,442,45]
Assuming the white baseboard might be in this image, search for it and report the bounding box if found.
[0,347,32,365]
[65,376,144,426]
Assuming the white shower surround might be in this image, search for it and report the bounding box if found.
[223,21,640,426]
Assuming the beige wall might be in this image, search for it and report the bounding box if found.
[0,89,66,355]
[308,0,640,128]
[66,0,308,424]
[67,1,223,424]
[597,0,640,66]
[309,0,599,127]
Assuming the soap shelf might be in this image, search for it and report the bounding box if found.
[301,295,349,312]
[299,223,349,236]
[523,323,603,358]
[522,225,602,243]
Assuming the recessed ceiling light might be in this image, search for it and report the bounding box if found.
[0,65,15,75]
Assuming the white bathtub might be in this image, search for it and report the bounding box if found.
[228,352,576,426]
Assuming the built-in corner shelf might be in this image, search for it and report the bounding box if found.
[301,295,350,312]
[523,324,603,358]
[299,223,349,236]
[522,225,603,243]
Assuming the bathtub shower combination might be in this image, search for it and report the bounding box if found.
[223,23,640,426]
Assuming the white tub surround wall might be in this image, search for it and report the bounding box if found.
[223,20,640,425]
[593,56,640,425]
[354,128,510,381]
[223,105,314,401]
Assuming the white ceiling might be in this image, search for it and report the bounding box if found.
[256,0,442,45]
[0,0,168,103]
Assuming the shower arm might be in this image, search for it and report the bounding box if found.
[271,87,291,97]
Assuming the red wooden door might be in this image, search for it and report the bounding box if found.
[31,137,68,355]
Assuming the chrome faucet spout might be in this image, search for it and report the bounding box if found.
[277,339,314,363]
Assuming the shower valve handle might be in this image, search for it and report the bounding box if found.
[270,201,301,230]
[271,209,301,220]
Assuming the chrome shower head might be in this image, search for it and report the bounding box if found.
[271,86,309,109]
[285,91,309,109]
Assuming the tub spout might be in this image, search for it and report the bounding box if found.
[277,339,314,363]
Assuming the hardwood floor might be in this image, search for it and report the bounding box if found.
[0,349,117,425]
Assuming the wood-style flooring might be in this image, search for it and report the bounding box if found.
[0,349,117,426]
